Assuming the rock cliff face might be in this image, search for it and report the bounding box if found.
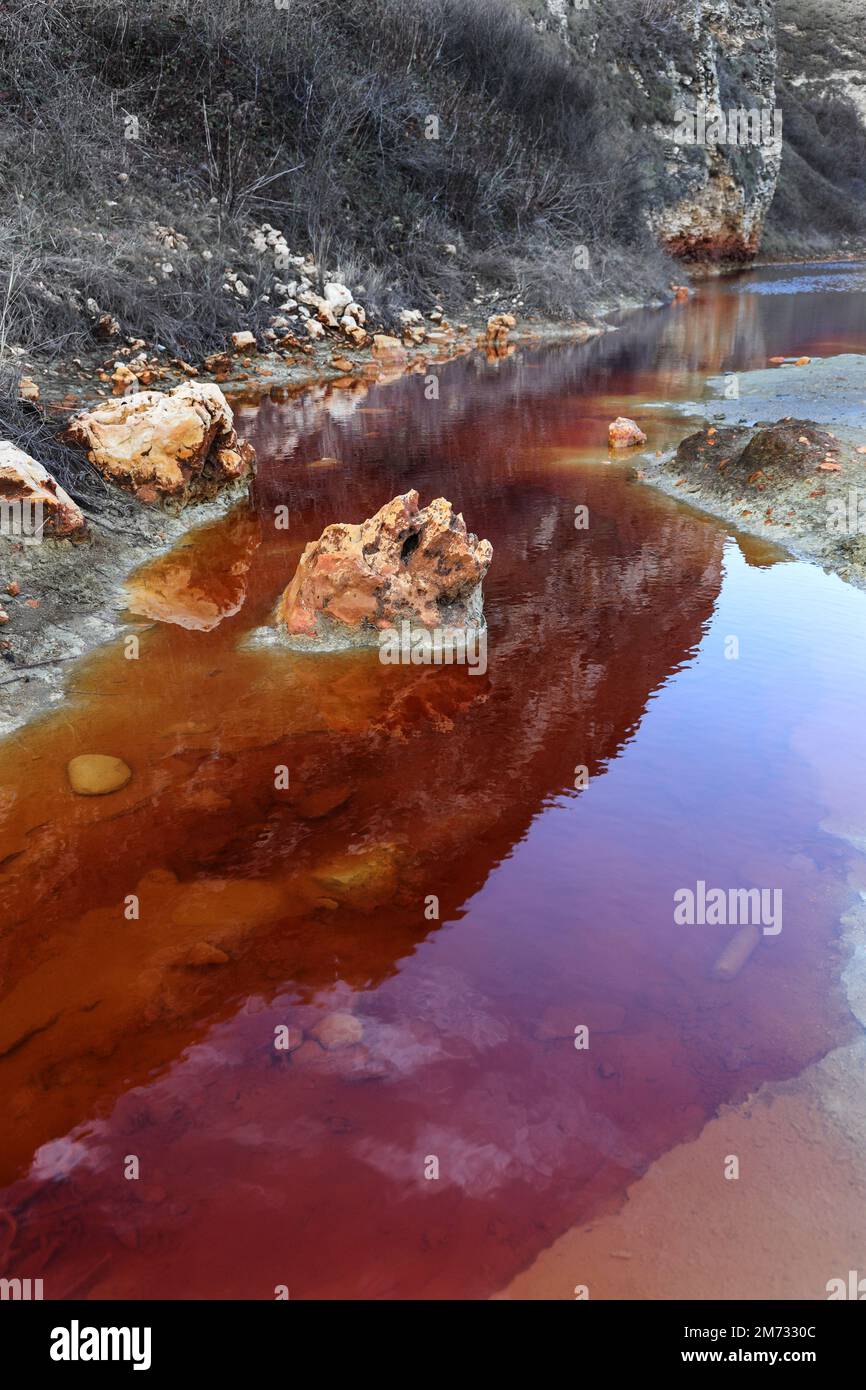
[526,0,782,264]
[648,0,781,263]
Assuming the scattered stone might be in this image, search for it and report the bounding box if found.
[371,333,405,359]
[17,377,39,403]
[275,489,492,641]
[67,753,133,796]
[677,420,836,488]
[203,351,231,375]
[110,362,138,395]
[93,312,120,340]
[323,282,353,314]
[0,441,86,537]
[230,330,256,352]
[608,417,648,449]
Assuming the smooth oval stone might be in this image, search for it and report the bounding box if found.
[67,753,133,796]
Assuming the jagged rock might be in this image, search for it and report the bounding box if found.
[230,330,256,352]
[608,417,648,449]
[63,381,255,502]
[17,377,39,403]
[0,441,85,537]
[275,490,492,643]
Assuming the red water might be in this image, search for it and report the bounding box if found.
[2,262,866,1298]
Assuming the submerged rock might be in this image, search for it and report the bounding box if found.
[275,490,492,645]
[67,753,132,795]
[310,1012,364,1050]
[0,442,85,537]
[64,381,255,503]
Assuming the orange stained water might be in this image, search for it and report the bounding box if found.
[1,262,866,1298]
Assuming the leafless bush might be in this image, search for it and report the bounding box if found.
[0,0,676,356]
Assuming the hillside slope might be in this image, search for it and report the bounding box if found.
[0,0,862,366]
[764,0,866,255]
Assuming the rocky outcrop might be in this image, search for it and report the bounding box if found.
[646,0,782,264]
[64,382,255,503]
[530,0,782,265]
[276,490,493,643]
[0,442,85,537]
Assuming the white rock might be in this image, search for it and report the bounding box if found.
[323,282,353,313]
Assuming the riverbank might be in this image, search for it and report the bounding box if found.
[4,266,866,740]
[0,302,630,738]
[638,354,866,592]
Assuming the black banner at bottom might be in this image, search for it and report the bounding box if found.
[0,1298,859,1375]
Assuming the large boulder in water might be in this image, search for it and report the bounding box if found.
[64,381,255,503]
[276,490,492,644]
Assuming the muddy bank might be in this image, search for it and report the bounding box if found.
[640,355,866,590]
[0,481,253,738]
